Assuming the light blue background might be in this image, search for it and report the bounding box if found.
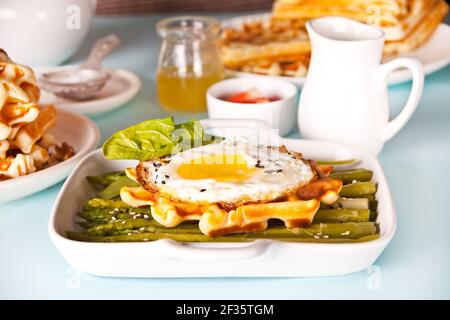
[0,14,449,299]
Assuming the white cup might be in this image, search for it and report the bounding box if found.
[0,0,96,66]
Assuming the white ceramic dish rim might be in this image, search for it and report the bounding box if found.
[36,65,142,115]
[222,13,450,86]
[49,119,396,276]
[0,107,100,201]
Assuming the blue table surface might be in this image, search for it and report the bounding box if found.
[0,13,449,299]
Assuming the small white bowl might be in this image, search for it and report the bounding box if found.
[206,78,298,136]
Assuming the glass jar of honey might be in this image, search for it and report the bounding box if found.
[156,16,224,113]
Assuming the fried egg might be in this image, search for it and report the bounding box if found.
[136,139,315,207]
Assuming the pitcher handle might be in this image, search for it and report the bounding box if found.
[379,57,424,142]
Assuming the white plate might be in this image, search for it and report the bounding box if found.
[223,13,450,86]
[0,108,100,204]
[36,66,141,116]
[49,119,396,278]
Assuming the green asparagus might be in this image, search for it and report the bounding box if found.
[316,159,358,166]
[340,182,377,198]
[84,198,134,209]
[313,209,370,223]
[329,169,373,184]
[97,176,140,199]
[87,171,125,187]
[321,197,369,210]
[67,222,377,243]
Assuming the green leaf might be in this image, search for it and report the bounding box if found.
[102,117,222,161]
[103,117,177,160]
[173,119,204,153]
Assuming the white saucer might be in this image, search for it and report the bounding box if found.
[223,13,450,86]
[0,107,100,204]
[36,66,141,115]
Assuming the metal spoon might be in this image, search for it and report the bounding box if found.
[40,34,121,101]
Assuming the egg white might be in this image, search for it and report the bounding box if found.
[137,139,315,206]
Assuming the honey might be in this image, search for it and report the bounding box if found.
[157,66,223,112]
[156,16,223,113]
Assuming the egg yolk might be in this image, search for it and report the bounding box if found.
[177,154,255,182]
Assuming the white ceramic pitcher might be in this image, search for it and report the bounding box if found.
[298,17,424,155]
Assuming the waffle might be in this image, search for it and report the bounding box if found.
[0,52,75,180]
[221,18,310,70]
[221,0,448,77]
[384,0,448,55]
[120,167,342,237]
[273,0,432,40]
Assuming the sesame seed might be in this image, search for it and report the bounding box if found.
[165,175,170,178]
[144,215,149,219]
[161,180,166,184]
[139,227,145,231]
[200,189,206,192]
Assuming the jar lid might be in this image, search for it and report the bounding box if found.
[157,16,221,39]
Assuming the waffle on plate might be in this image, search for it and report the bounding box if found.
[221,0,449,76]
[0,51,74,180]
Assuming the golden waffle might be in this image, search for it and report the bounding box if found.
[0,61,40,108]
[221,18,310,69]
[273,0,418,40]
[272,0,447,43]
[237,54,310,77]
[222,0,448,76]
[14,104,57,154]
[120,166,342,237]
[0,52,75,179]
[0,61,40,140]
[384,0,448,55]
[0,153,35,179]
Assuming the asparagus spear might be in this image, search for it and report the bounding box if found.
[78,207,151,223]
[69,222,376,242]
[321,197,369,210]
[329,169,373,184]
[316,159,358,166]
[253,222,376,239]
[87,171,125,187]
[85,198,134,209]
[313,209,370,223]
[84,218,162,236]
[97,176,140,199]
[340,182,377,198]
[67,226,378,243]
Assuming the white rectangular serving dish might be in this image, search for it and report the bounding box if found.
[49,120,396,277]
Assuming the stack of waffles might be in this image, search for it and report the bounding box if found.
[221,0,449,76]
[0,51,74,180]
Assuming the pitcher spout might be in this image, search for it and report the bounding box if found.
[306,17,385,65]
[307,17,385,42]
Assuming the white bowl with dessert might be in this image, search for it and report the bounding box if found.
[206,78,298,136]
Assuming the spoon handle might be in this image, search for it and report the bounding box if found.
[82,34,121,69]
